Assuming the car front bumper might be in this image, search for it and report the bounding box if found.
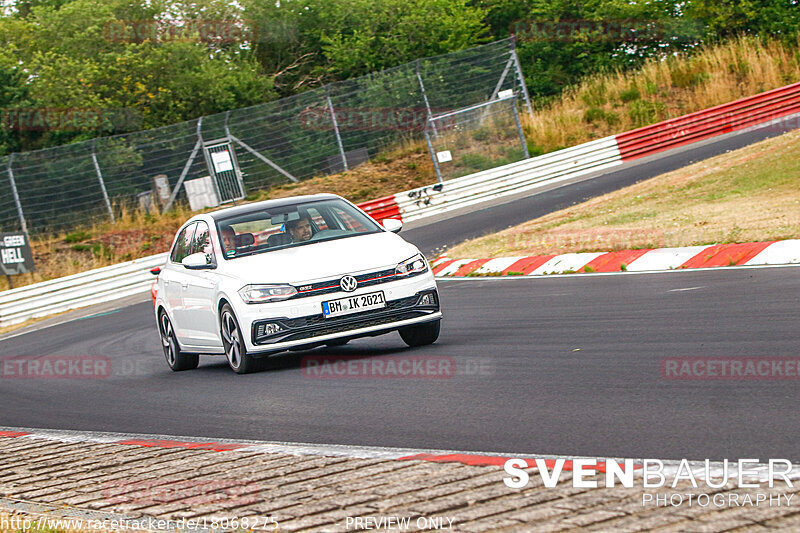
[234,272,441,355]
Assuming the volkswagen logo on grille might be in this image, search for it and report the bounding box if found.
[340,275,358,292]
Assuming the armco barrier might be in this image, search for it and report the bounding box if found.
[4,80,800,327]
[0,254,167,327]
[399,135,622,223]
[359,135,622,224]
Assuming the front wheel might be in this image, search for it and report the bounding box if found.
[159,311,199,371]
[220,304,257,374]
[399,319,441,347]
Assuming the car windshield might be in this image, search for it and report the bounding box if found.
[214,198,382,259]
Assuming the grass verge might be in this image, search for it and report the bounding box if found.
[444,129,800,259]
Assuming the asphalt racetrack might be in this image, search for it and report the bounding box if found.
[1,267,798,461]
[1,119,798,461]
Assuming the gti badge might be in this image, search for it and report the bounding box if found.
[340,275,358,292]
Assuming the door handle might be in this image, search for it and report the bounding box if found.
[181,282,189,289]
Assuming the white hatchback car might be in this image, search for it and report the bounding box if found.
[152,194,442,373]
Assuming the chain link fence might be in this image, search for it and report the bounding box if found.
[0,37,531,236]
[425,95,530,182]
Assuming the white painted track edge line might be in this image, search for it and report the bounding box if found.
[436,262,800,280]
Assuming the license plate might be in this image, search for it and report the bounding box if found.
[322,291,386,318]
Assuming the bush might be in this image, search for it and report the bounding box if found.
[64,231,92,243]
[619,87,641,102]
[629,100,667,127]
[471,127,492,142]
[583,107,607,123]
[457,152,494,171]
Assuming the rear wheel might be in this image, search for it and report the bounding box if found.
[159,311,199,371]
[399,319,441,347]
[220,304,256,374]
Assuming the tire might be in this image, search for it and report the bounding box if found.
[159,311,199,371]
[220,304,257,374]
[399,319,441,347]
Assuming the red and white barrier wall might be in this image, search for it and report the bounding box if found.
[431,240,800,277]
[359,81,800,225]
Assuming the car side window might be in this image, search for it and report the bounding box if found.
[170,222,196,263]
[330,206,367,232]
[306,207,329,230]
[190,221,214,264]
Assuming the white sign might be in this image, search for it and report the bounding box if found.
[211,150,234,173]
[184,176,220,211]
[498,89,514,99]
[436,150,452,163]
[153,174,170,201]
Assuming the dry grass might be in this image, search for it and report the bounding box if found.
[445,129,800,259]
[520,35,800,153]
[247,139,435,203]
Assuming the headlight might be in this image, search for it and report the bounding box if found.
[395,253,428,277]
[238,284,297,304]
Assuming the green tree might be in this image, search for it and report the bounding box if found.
[0,0,275,152]
[473,0,702,101]
[685,0,800,42]
[242,0,488,96]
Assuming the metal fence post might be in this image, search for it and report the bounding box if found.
[511,97,530,159]
[91,139,115,222]
[424,127,444,184]
[6,154,28,234]
[164,117,204,212]
[225,110,299,183]
[490,56,514,101]
[325,85,348,172]
[416,59,438,137]
[510,36,534,117]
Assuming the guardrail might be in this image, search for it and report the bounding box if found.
[3,80,800,328]
[616,81,800,161]
[0,254,167,327]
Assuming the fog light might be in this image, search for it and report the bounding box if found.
[257,322,284,337]
[418,292,437,306]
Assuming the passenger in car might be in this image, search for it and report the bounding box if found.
[220,225,236,251]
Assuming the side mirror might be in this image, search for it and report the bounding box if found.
[182,252,215,270]
[381,218,403,234]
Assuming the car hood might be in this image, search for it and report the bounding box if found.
[217,231,421,284]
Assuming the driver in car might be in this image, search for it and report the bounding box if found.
[285,214,313,242]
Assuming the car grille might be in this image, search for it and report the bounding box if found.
[288,268,397,299]
[252,292,438,345]
[280,310,430,343]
